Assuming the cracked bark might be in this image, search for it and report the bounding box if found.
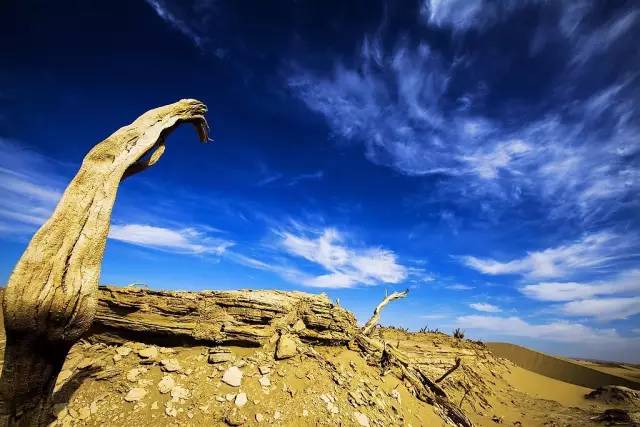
[0,99,209,426]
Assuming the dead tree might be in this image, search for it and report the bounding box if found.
[0,99,209,426]
[355,291,473,427]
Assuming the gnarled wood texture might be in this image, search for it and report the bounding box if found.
[0,99,209,426]
[89,285,358,347]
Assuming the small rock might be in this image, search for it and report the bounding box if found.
[216,396,226,402]
[158,375,175,394]
[222,366,243,387]
[275,334,297,360]
[126,367,146,382]
[113,354,122,363]
[138,347,158,359]
[259,376,271,387]
[89,401,98,414]
[124,387,147,402]
[151,401,159,410]
[303,409,309,417]
[159,347,176,354]
[161,358,181,372]
[390,389,401,403]
[225,408,247,426]
[165,403,178,417]
[116,346,132,357]
[258,366,271,375]
[235,392,248,407]
[354,412,370,427]
[491,415,504,424]
[255,413,264,422]
[273,410,281,420]
[226,393,236,401]
[171,385,190,401]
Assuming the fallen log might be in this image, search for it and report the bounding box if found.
[89,285,358,347]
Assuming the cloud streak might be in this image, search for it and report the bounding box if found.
[460,232,636,280]
[109,223,233,255]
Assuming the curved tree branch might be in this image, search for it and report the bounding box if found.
[361,289,408,336]
[0,99,209,426]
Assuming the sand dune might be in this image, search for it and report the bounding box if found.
[487,342,640,390]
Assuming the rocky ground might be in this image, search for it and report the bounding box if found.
[0,286,638,426]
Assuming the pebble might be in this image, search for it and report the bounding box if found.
[354,412,370,427]
[124,388,147,402]
[258,366,271,375]
[235,392,248,407]
[273,410,282,420]
[138,347,158,359]
[259,376,271,387]
[126,367,146,382]
[170,385,190,401]
[225,408,247,426]
[255,413,264,422]
[222,366,243,387]
[158,375,175,394]
[161,358,181,372]
[116,346,132,357]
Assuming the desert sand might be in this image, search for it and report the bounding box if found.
[0,286,638,426]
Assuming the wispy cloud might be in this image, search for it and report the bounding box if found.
[109,223,233,255]
[289,2,640,226]
[469,302,501,313]
[0,138,66,232]
[522,269,640,302]
[143,0,220,53]
[456,314,629,345]
[460,232,636,280]
[560,297,640,321]
[445,284,474,291]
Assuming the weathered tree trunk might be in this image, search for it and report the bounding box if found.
[88,285,358,347]
[0,100,209,426]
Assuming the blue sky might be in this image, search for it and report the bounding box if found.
[1,0,639,362]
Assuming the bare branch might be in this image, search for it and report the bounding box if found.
[436,357,462,383]
[361,289,409,336]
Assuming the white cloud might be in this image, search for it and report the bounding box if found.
[522,269,640,302]
[109,223,233,255]
[560,297,640,321]
[460,232,636,279]
[445,284,474,291]
[289,3,640,225]
[456,315,626,344]
[278,228,407,288]
[469,302,501,313]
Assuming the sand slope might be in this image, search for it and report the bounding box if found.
[487,342,640,390]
